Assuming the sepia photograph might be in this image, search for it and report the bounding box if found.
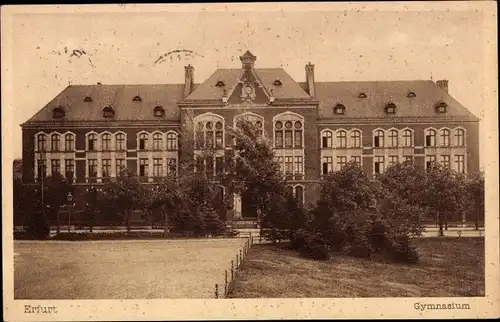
[2,2,498,320]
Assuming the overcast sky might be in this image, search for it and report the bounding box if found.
[5,3,490,163]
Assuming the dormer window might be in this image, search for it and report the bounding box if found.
[435,102,448,113]
[102,106,115,118]
[385,102,396,114]
[153,105,165,117]
[334,104,346,115]
[52,106,65,119]
[216,80,225,87]
[358,92,367,98]
[407,91,416,98]
[132,95,142,102]
[273,78,283,86]
[84,96,93,102]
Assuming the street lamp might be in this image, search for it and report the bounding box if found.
[67,192,73,234]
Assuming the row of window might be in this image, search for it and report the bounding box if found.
[320,154,466,175]
[35,131,179,152]
[275,156,304,175]
[321,127,466,149]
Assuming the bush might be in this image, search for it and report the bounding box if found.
[388,235,420,264]
[290,228,308,250]
[298,232,330,260]
[25,211,50,240]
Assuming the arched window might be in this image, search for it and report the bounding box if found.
[194,114,224,150]
[234,113,264,137]
[425,129,437,147]
[273,113,303,149]
[65,133,75,151]
[138,133,149,150]
[167,132,178,150]
[51,134,60,151]
[87,133,97,151]
[295,185,304,204]
[153,133,163,150]
[321,130,333,148]
[440,129,451,147]
[350,130,361,148]
[37,134,47,151]
[454,128,465,146]
[402,129,412,147]
[388,129,398,148]
[116,133,126,151]
[374,130,384,148]
[102,133,111,151]
[336,130,347,148]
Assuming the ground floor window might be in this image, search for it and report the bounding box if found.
[374,156,384,174]
[322,157,333,175]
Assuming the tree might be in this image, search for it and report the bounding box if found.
[99,168,145,232]
[464,172,485,230]
[423,162,464,236]
[83,186,99,232]
[43,172,72,234]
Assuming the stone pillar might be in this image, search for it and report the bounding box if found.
[233,193,242,219]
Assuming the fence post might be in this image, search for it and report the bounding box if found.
[215,284,219,299]
[231,260,234,280]
[236,254,239,267]
[225,270,228,296]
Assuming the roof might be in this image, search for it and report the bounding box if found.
[298,80,479,120]
[185,68,311,101]
[24,84,187,124]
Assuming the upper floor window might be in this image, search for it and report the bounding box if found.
[102,133,112,151]
[102,106,115,118]
[425,129,437,147]
[87,133,97,151]
[385,103,396,114]
[407,92,417,98]
[51,134,60,151]
[373,130,384,148]
[167,132,178,150]
[454,128,465,146]
[388,129,398,148]
[275,120,303,148]
[294,185,304,204]
[374,156,385,174]
[116,133,126,151]
[195,120,224,149]
[435,102,447,113]
[455,155,465,173]
[401,129,412,147]
[65,133,75,151]
[139,133,149,150]
[153,133,163,150]
[321,130,333,148]
[358,92,367,98]
[336,130,347,148]
[37,134,47,151]
[334,104,346,115]
[350,130,361,148]
[425,155,436,170]
[440,129,451,147]
[154,105,165,117]
[133,95,142,102]
[84,96,93,102]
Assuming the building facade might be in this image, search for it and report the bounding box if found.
[21,51,480,220]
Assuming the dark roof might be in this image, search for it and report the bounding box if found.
[186,68,311,101]
[24,84,187,123]
[298,80,478,120]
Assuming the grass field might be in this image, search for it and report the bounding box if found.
[14,238,247,299]
[228,237,485,298]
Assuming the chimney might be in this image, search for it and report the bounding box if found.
[305,62,315,98]
[184,64,195,98]
[436,79,449,93]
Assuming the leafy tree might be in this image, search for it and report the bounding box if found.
[83,186,99,232]
[464,172,485,230]
[43,172,72,234]
[99,168,145,232]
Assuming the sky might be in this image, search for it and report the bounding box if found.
[4,3,491,163]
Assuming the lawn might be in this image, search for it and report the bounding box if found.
[228,237,484,298]
[14,238,247,299]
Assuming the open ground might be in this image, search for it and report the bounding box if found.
[228,237,484,298]
[14,238,247,299]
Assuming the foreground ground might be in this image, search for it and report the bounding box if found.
[14,238,247,299]
[228,237,484,298]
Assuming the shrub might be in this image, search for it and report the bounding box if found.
[388,235,420,264]
[25,211,50,240]
[290,228,308,250]
[299,232,330,260]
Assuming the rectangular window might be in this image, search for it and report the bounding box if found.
[455,155,465,173]
[65,135,75,151]
[374,156,385,174]
[88,159,97,178]
[116,159,125,175]
[440,155,451,169]
[215,156,224,175]
[276,156,284,173]
[167,158,177,175]
[322,157,333,175]
[374,136,381,148]
[285,156,293,174]
[139,158,148,177]
[51,159,60,174]
[116,134,126,151]
[388,155,399,167]
[37,159,47,178]
[195,131,204,149]
[425,155,436,170]
[206,131,214,148]
[336,156,347,171]
[195,156,204,173]
[351,156,361,165]
[102,159,111,177]
[215,131,223,149]
[275,131,283,148]
[153,158,163,177]
[294,130,302,147]
[285,130,293,148]
[403,155,413,163]
[65,159,74,179]
[206,157,214,178]
[294,156,303,174]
